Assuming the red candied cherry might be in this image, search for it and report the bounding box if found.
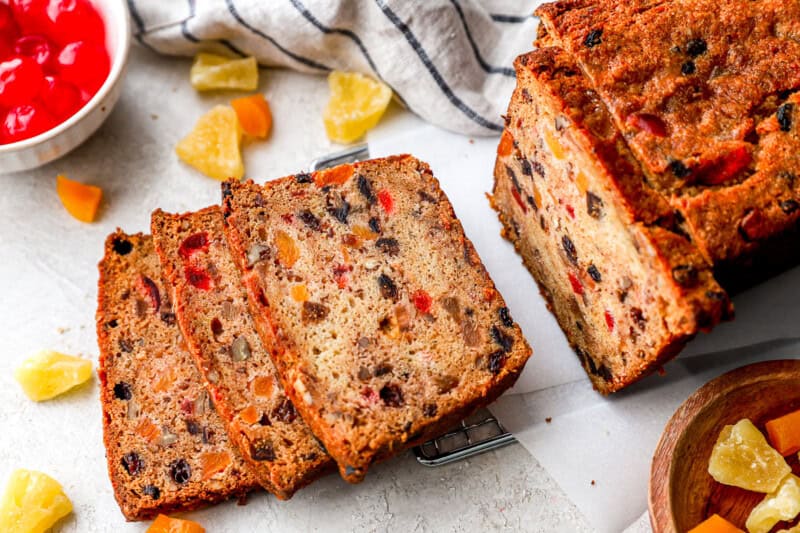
[9,0,49,34]
[40,75,82,119]
[0,4,21,47]
[0,40,12,63]
[56,40,108,94]
[0,56,44,107]
[2,102,56,142]
[44,0,105,46]
[14,35,54,69]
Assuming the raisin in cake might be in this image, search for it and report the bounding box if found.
[151,207,332,499]
[221,155,532,482]
[97,231,258,520]
[492,48,732,394]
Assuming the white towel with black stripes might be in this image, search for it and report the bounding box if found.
[126,0,542,136]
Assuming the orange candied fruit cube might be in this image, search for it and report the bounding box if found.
[200,452,231,480]
[239,405,260,425]
[135,417,161,444]
[251,376,274,398]
[231,94,272,139]
[766,408,800,456]
[56,174,102,223]
[688,514,744,533]
[313,163,354,187]
[275,230,300,268]
[147,514,205,533]
[497,129,514,157]
[290,284,309,302]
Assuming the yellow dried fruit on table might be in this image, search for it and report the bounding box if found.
[708,419,790,493]
[323,71,392,144]
[746,474,800,533]
[176,105,244,181]
[0,469,73,533]
[14,350,92,402]
[190,53,258,91]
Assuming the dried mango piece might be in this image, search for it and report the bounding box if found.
[56,174,102,222]
[708,419,790,493]
[190,53,258,92]
[231,94,272,138]
[323,71,392,144]
[176,105,244,181]
[14,350,92,401]
[687,514,744,533]
[746,475,800,533]
[147,514,205,533]
[0,469,73,533]
[275,230,299,267]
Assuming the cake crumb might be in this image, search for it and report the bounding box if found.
[151,114,159,121]
[468,139,475,144]
[591,480,596,486]
[545,417,552,423]
[56,327,69,334]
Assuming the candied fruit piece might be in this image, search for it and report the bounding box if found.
[497,129,513,157]
[776,526,800,533]
[687,514,744,533]
[746,475,800,533]
[251,376,274,398]
[377,189,394,214]
[766,408,800,456]
[231,94,272,138]
[291,284,309,302]
[135,417,161,444]
[544,128,566,160]
[275,230,300,268]
[147,514,205,533]
[176,105,243,181]
[352,224,378,240]
[14,350,91,401]
[239,405,259,425]
[190,53,258,92]
[199,452,231,481]
[323,71,392,144]
[56,174,102,223]
[708,419,790,493]
[0,469,73,533]
[313,163,354,187]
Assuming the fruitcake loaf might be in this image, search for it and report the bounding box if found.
[535,0,800,278]
[492,48,732,394]
[97,231,258,520]
[151,207,332,499]
[221,155,532,482]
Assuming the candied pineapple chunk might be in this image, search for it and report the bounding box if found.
[14,350,92,402]
[709,419,790,493]
[56,175,102,223]
[147,514,205,533]
[746,475,800,533]
[323,71,392,144]
[176,105,244,181]
[0,469,73,533]
[776,526,800,533]
[190,53,258,91]
[688,514,744,533]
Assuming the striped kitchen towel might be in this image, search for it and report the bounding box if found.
[127,0,541,136]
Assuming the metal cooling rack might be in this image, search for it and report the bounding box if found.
[311,146,517,467]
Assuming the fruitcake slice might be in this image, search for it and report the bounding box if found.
[221,155,532,483]
[151,207,332,499]
[97,232,258,520]
[491,48,732,393]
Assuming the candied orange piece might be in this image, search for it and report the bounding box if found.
[231,94,272,139]
[275,230,299,268]
[688,514,743,533]
[313,163,354,187]
[199,452,231,480]
[147,514,205,533]
[0,469,73,533]
[56,175,102,223]
[497,130,514,157]
[352,225,378,240]
[135,417,161,444]
[153,367,177,393]
[251,376,274,398]
[239,405,259,425]
[291,284,309,302]
[176,105,244,181]
[544,128,566,160]
[766,408,800,456]
[323,71,392,143]
[14,350,92,402]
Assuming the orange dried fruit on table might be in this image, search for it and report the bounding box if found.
[275,230,299,267]
[190,53,258,92]
[323,71,392,144]
[746,474,800,533]
[176,105,244,181]
[56,174,102,223]
[14,350,92,402]
[766,408,800,456]
[147,514,205,533]
[708,419,790,493]
[231,94,272,139]
[0,469,73,533]
[687,514,744,533]
[199,452,231,480]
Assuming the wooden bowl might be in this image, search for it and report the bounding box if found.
[649,359,800,533]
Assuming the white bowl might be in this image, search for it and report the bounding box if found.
[0,0,131,173]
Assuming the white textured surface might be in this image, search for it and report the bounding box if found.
[0,47,604,532]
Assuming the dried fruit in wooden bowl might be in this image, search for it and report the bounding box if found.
[745,475,800,533]
[688,514,744,533]
[766,409,800,457]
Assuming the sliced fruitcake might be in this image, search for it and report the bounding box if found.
[221,155,532,483]
[491,48,732,394]
[151,207,332,500]
[97,231,258,520]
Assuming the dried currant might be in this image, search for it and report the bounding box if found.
[114,382,132,400]
[231,335,251,362]
[272,399,298,423]
[562,235,578,265]
[169,459,191,484]
[686,38,707,57]
[375,237,400,256]
[118,338,133,353]
[327,197,351,224]
[378,273,399,301]
[251,440,276,461]
[295,172,313,183]
[112,237,133,255]
[584,29,602,48]
[630,307,647,330]
[259,414,271,426]
[121,452,142,476]
[499,307,514,328]
[357,174,376,204]
[210,317,223,338]
[520,158,532,176]
[681,61,696,75]
[587,264,602,282]
[488,350,507,374]
[379,384,404,407]
[490,325,514,353]
[302,301,330,323]
[780,200,799,214]
[160,312,176,325]
[423,404,438,417]
[142,485,160,499]
[298,210,321,232]
[185,419,201,435]
[777,103,794,132]
[374,363,393,377]
[586,192,604,219]
[368,217,382,234]
[668,160,691,178]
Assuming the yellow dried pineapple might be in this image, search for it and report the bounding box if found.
[0,469,73,533]
[746,475,800,533]
[176,105,244,181]
[190,53,258,91]
[323,71,392,144]
[14,350,92,402]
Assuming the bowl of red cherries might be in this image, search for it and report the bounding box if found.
[0,0,131,173]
